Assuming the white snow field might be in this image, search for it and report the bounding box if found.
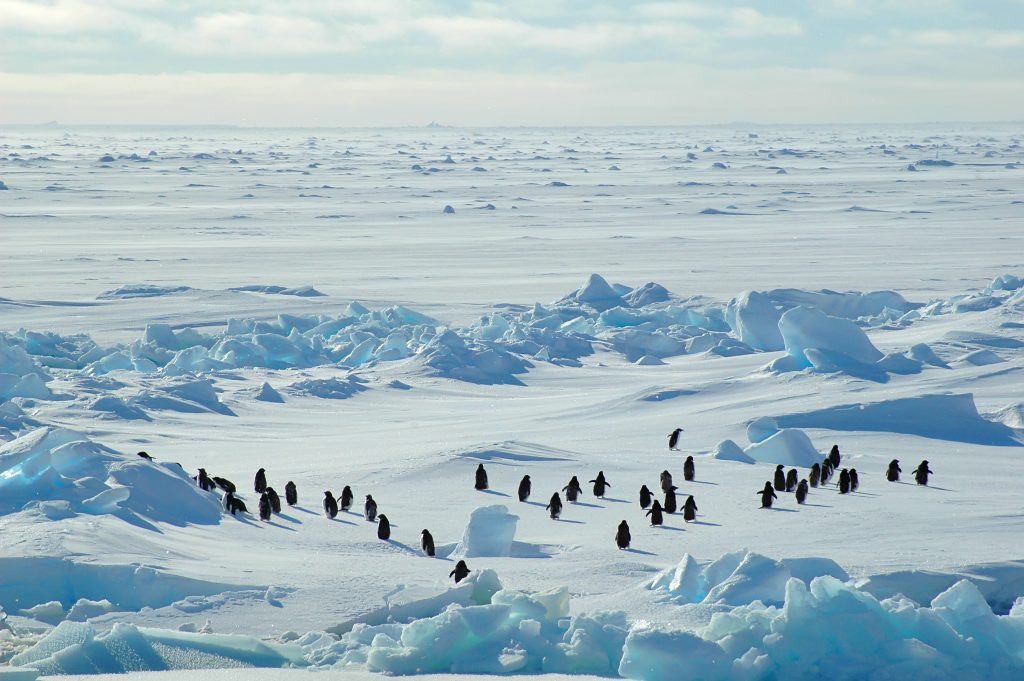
[1,124,1023,680]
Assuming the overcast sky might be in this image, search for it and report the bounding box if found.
[1,0,1022,126]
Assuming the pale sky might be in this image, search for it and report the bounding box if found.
[1,0,1022,126]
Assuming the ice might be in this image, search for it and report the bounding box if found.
[724,291,783,351]
[959,348,1005,365]
[775,305,884,371]
[745,417,779,444]
[253,382,284,403]
[559,274,627,312]
[711,439,754,464]
[452,505,519,558]
[742,428,821,467]
[619,627,732,681]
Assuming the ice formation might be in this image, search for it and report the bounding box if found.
[452,505,519,558]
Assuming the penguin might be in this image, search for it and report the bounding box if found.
[474,463,488,491]
[615,520,631,549]
[546,492,563,519]
[137,451,154,461]
[450,560,471,584]
[639,484,652,509]
[646,499,664,526]
[421,529,436,557]
[590,471,610,498]
[664,486,678,514]
[265,487,281,514]
[226,495,248,515]
[212,476,236,494]
[659,470,673,494]
[258,493,272,521]
[364,494,378,521]
[828,445,841,469]
[323,491,338,519]
[668,427,683,451]
[195,468,216,492]
[850,469,859,492]
[758,482,777,509]
[795,480,808,505]
[809,463,821,488]
[785,468,798,492]
[340,485,353,511]
[886,459,901,482]
[562,476,582,503]
[914,460,933,486]
[683,455,695,482]
[518,475,531,502]
[773,465,786,492]
[223,491,237,515]
[254,468,267,494]
[820,460,833,485]
[285,481,297,506]
[377,514,391,540]
[682,495,698,522]
[838,469,851,494]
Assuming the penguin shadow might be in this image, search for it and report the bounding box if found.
[657,525,685,531]
[894,481,953,491]
[115,511,162,533]
[687,480,719,486]
[569,501,601,509]
[691,520,721,527]
[800,503,832,508]
[273,512,302,524]
[764,507,798,512]
[480,489,510,497]
[623,547,657,556]
[385,539,417,554]
[522,500,547,508]
[289,506,318,515]
[261,519,298,531]
[230,513,259,527]
[599,497,629,504]
[554,518,585,524]
[850,491,880,498]
[329,515,358,526]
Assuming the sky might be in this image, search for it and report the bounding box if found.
[0,0,1022,126]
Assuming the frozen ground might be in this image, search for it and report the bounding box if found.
[1,124,1023,680]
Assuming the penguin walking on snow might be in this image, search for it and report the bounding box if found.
[668,427,683,451]
[563,476,582,503]
[421,529,436,557]
[639,485,652,509]
[647,500,664,526]
[809,463,821,488]
[682,495,698,522]
[340,485,353,511]
[196,468,216,492]
[224,492,247,516]
[820,460,833,485]
[213,476,236,494]
[323,491,339,519]
[785,468,798,492]
[850,469,859,492]
[137,451,154,461]
[546,493,563,519]
[795,480,808,504]
[773,465,786,492]
[364,494,378,521]
[838,469,851,494]
[285,481,297,506]
[450,560,471,584]
[683,455,695,482]
[518,475,531,502]
[914,460,933,486]
[758,482,778,509]
[254,468,267,494]
[377,515,391,540]
[475,464,488,491]
[616,520,631,549]
[265,487,281,514]
[258,493,272,522]
[660,470,673,494]
[886,459,901,482]
[590,472,610,498]
[828,445,841,470]
[664,486,679,514]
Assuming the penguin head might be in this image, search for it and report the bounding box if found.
[421,529,429,534]
[198,468,206,474]
[324,491,333,497]
[366,494,373,499]
[523,475,530,480]
[776,464,783,470]
[378,514,388,522]
[258,468,265,473]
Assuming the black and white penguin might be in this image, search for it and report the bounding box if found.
[639,485,652,509]
[223,491,237,514]
[795,480,808,505]
[668,428,683,451]
[850,469,859,492]
[828,445,841,470]
[682,495,698,522]
[758,482,778,509]
[258,493,272,521]
[886,459,901,482]
[450,560,470,584]
[475,464,488,491]
[254,468,267,494]
[773,465,786,492]
[196,468,216,492]
[546,493,563,519]
[265,487,281,514]
[213,476,236,494]
[646,500,664,526]
[683,456,695,482]
[377,514,391,540]
[809,463,821,488]
[323,491,339,519]
[914,460,933,486]
[421,529,436,557]
[820,460,833,485]
[664,486,679,514]
[785,468,798,492]
[285,481,297,506]
[660,470,673,494]
[615,520,631,549]
[518,475,531,502]
[590,472,610,498]
[137,451,154,461]
[340,485,353,511]
[838,469,851,494]
[563,476,582,503]
[365,494,378,521]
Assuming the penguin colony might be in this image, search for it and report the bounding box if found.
[174,426,936,584]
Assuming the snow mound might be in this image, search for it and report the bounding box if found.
[0,427,222,524]
[416,330,531,385]
[288,376,367,400]
[254,382,285,402]
[229,284,325,297]
[711,439,754,464]
[457,441,575,463]
[452,505,519,558]
[770,305,886,379]
[96,284,193,299]
[558,274,627,312]
[724,291,783,351]
[743,428,821,467]
[959,348,1005,365]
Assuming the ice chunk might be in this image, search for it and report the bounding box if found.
[743,428,820,467]
[725,291,784,351]
[778,305,884,367]
[452,505,519,558]
[712,439,754,464]
[746,417,779,443]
